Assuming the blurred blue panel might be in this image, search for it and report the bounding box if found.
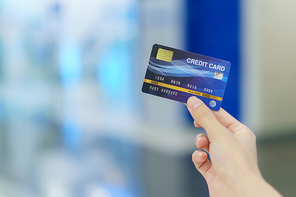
[62,118,81,153]
[98,44,123,98]
[59,41,82,152]
[185,0,240,120]
[59,41,82,85]
[98,41,132,103]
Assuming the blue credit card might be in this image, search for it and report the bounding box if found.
[142,44,231,111]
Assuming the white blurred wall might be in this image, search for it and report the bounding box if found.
[241,0,296,137]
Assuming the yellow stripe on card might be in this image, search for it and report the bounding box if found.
[144,79,223,101]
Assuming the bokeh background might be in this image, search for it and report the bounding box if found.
[0,0,296,196]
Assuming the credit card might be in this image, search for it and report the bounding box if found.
[142,44,231,111]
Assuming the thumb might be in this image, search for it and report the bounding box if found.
[187,96,231,141]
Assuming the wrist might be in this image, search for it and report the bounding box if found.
[238,173,282,197]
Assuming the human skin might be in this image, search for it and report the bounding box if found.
[186,96,282,197]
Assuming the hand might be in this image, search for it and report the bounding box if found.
[186,96,282,197]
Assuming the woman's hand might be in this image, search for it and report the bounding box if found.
[187,96,282,197]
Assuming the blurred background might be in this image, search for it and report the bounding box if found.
[0,0,296,196]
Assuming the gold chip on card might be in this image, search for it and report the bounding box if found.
[156,48,174,62]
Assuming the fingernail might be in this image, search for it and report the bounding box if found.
[194,121,200,128]
[188,97,202,110]
[197,136,202,144]
[197,152,204,158]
